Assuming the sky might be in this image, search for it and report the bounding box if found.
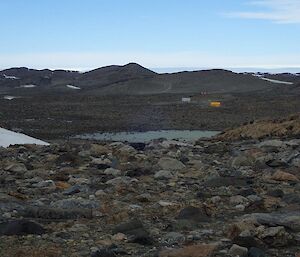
[0,0,300,71]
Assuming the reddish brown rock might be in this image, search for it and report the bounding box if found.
[271,170,299,182]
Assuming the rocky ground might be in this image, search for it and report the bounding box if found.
[0,136,300,257]
[219,114,300,141]
[1,90,300,140]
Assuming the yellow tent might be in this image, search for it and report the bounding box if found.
[210,101,221,107]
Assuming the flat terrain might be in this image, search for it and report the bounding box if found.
[0,89,300,140]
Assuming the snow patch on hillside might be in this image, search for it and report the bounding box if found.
[259,77,294,85]
[0,127,49,148]
[3,96,17,100]
[253,74,294,85]
[3,74,19,80]
[66,85,81,90]
[20,84,37,88]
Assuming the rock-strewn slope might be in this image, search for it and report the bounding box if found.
[0,138,299,256]
[218,114,300,141]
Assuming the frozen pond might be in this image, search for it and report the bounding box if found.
[76,130,219,143]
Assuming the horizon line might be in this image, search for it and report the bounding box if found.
[1,65,300,74]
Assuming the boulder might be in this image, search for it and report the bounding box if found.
[177,206,210,222]
[243,212,300,232]
[248,247,266,257]
[51,197,100,209]
[113,219,151,245]
[228,244,248,257]
[104,168,122,177]
[154,170,175,180]
[271,170,299,182]
[0,220,45,235]
[231,156,255,168]
[158,157,185,171]
[5,163,27,174]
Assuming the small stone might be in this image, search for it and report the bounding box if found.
[163,232,185,245]
[158,244,217,257]
[158,157,185,171]
[112,232,127,241]
[235,204,246,212]
[5,163,27,173]
[267,189,284,198]
[228,244,248,257]
[55,181,71,190]
[105,176,134,186]
[211,196,221,204]
[177,206,210,222]
[230,195,249,205]
[95,190,107,197]
[63,185,81,195]
[248,247,266,257]
[232,236,263,249]
[69,223,89,232]
[2,212,12,219]
[32,179,56,189]
[271,170,299,182]
[90,144,110,156]
[154,170,175,180]
[104,168,122,177]
[68,176,90,185]
[91,249,116,257]
[247,195,262,202]
[113,219,152,245]
[231,156,255,168]
[158,200,175,207]
[258,226,291,247]
[258,139,286,148]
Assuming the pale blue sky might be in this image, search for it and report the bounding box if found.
[0,0,299,71]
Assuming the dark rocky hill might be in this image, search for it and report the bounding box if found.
[93,69,276,95]
[0,63,291,95]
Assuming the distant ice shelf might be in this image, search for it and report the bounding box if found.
[66,85,81,90]
[0,127,49,148]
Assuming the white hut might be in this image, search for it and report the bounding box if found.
[181,97,191,103]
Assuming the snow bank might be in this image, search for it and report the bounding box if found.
[0,127,49,148]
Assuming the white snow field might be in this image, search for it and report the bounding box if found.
[0,127,49,147]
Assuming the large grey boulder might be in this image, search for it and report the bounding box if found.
[242,212,300,232]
